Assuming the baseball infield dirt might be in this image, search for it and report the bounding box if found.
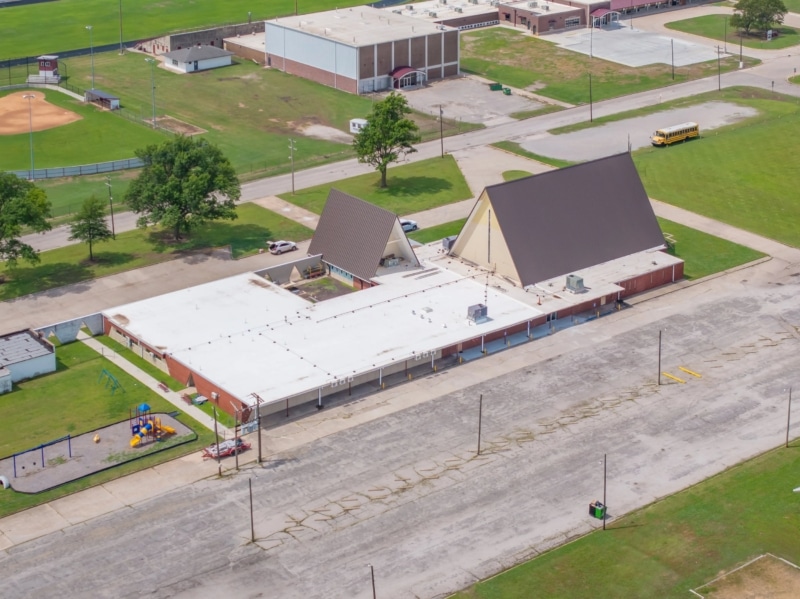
[0,91,82,135]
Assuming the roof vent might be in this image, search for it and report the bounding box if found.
[566,274,585,294]
[467,303,488,323]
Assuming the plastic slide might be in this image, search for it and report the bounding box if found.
[129,420,154,447]
[160,424,177,434]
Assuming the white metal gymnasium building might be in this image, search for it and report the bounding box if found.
[264,6,460,94]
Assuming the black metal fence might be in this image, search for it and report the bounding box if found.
[11,158,144,181]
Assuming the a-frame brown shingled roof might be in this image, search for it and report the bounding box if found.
[308,189,397,282]
[485,153,665,286]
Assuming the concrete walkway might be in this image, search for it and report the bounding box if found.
[77,332,227,435]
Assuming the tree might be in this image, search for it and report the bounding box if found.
[730,0,787,34]
[125,136,240,241]
[69,195,113,261]
[0,172,51,267]
[353,92,421,188]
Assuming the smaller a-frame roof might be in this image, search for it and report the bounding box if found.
[309,190,418,282]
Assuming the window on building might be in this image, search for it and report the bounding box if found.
[565,17,580,27]
[172,59,178,66]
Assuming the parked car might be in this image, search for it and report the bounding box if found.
[268,240,298,254]
[400,219,418,232]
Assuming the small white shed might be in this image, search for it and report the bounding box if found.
[162,46,235,74]
[349,118,367,134]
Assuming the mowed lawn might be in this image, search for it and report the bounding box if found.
[0,203,312,300]
[451,446,800,599]
[0,0,362,58]
[657,217,764,279]
[408,219,467,244]
[635,93,800,247]
[0,88,168,171]
[460,28,755,104]
[666,14,800,50]
[0,342,215,518]
[280,155,473,215]
[14,55,367,176]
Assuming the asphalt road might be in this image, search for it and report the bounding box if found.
[1,255,798,598]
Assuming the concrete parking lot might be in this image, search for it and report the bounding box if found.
[401,76,548,126]
[520,100,759,160]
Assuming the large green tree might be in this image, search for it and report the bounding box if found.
[730,0,787,34]
[353,92,421,188]
[0,172,51,267]
[125,136,240,240]
[69,195,113,261]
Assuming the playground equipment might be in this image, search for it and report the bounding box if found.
[129,403,177,447]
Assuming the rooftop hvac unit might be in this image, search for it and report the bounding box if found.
[545,4,549,10]
[455,6,463,12]
[566,274,585,293]
[442,235,457,252]
[467,303,488,322]
[528,1,537,6]
[430,11,437,17]
[442,0,447,4]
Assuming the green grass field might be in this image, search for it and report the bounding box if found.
[0,88,168,171]
[666,15,800,50]
[280,155,473,215]
[408,219,467,245]
[634,91,800,248]
[451,445,800,598]
[0,341,215,518]
[93,335,185,391]
[0,203,313,300]
[502,170,532,181]
[38,170,135,218]
[460,28,757,105]
[0,0,362,59]
[657,217,764,279]
[491,141,577,168]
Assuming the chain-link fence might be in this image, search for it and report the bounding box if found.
[10,158,144,181]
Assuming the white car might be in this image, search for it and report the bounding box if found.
[400,219,418,232]
[268,240,298,255]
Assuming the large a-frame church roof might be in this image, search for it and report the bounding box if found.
[477,153,666,286]
[308,189,418,282]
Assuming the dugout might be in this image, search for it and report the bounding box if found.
[84,89,120,111]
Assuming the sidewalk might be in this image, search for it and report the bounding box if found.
[77,332,229,435]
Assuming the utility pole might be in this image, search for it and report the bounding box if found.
[671,38,674,80]
[105,176,116,239]
[250,392,264,463]
[288,138,296,195]
[658,329,663,386]
[439,105,444,158]
[118,0,125,54]
[787,387,793,448]
[145,58,157,127]
[476,394,483,456]
[717,46,722,91]
[602,453,607,530]
[86,25,95,89]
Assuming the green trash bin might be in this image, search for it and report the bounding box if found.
[589,501,606,519]
[489,82,503,91]
[503,87,511,95]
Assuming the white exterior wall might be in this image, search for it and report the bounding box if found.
[165,56,231,73]
[265,23,357,79]
[0,369,11,395]
[5,353,56,383]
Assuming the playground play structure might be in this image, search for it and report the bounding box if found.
[130,403,177,447]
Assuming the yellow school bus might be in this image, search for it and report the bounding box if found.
[650,122,699,146]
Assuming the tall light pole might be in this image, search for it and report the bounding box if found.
[717,46,722,91]
[657,329,663,385]
[368,564,377,599]
[288,138,296,194]
[23,94,35,181]
[671,38,675,80]
[86,25,95,89]
[724,16,728,53]
[589,23,593,123]
[118,0,125,54]
[438,105,444,158]
[105,176,116,239]
[145,58,157,127]
[787,387,793,448]
[602,453,607,531]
